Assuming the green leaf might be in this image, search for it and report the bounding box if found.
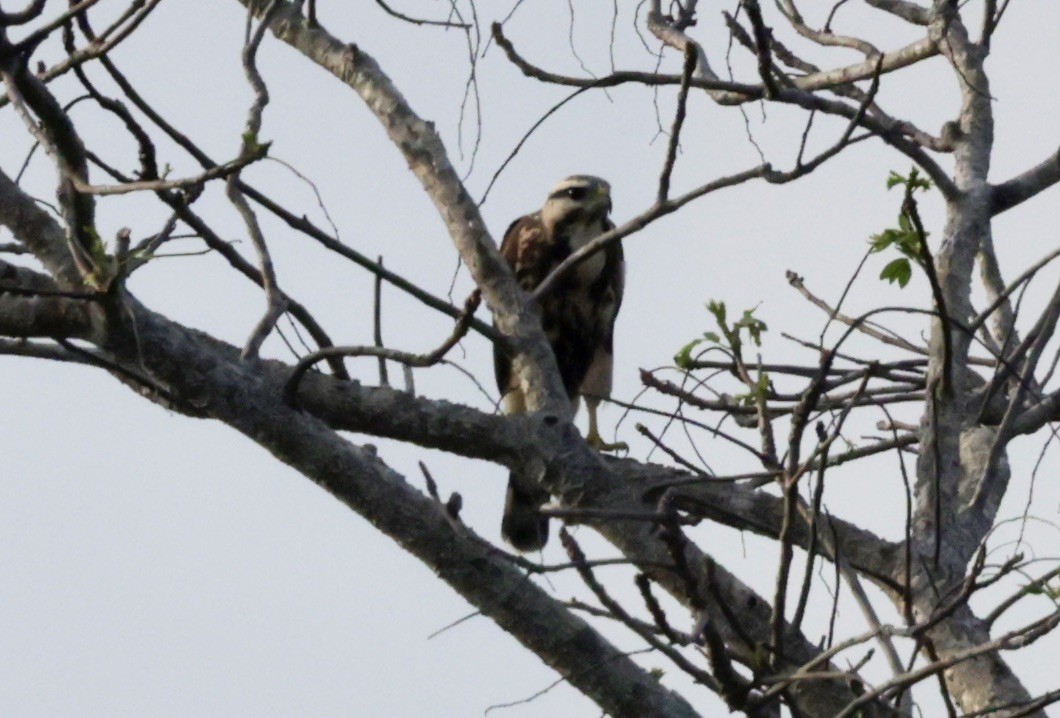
[873,168,935,286]
[754,372,770,400]
[707,300,726,325]
[880,258,912,288]
[869,229,898,253]
[677,301,768,368]
[895,231,921,259]
[907,167,932,192]
[674,338,705,369]
[734,308,768,347]
[885,167,933,193]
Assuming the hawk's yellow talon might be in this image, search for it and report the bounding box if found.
[585,397,625,452]
[585,430,628,453]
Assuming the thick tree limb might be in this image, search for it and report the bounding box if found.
[865,0,931,25]
[0,260,96,338]
[0,288,93,338]
[991,147,1060,216]
[108,302,701,718]
[0,337,86,363]
[900,6,1042,715]
[1008,390,1060,437]
[0,149,82,288]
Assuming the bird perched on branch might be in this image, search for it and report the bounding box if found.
[494,175,625,551]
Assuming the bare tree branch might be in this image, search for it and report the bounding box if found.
[991,147,1060,216]
[0,272,95,338]
[864,0,930,25]
[0,0,46,24]
[114,302,703,718]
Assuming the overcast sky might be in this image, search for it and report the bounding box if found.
[1,2,1058,716]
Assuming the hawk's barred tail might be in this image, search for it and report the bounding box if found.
[501,474,549,552]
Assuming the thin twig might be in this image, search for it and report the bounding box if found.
[904,188,952,393]
[373,255,389,386]
[559,528,721,691]
[284,291,481,407]
[657,44,696,203]
[229,0,287,360]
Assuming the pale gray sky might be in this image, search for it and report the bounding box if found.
[1,2,1058,716]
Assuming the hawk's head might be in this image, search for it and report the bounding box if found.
[541,175,612,231]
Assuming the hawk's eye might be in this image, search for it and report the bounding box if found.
[565,187,588,201]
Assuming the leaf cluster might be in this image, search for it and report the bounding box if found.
[870,168,933,288]
[674,300,769,370]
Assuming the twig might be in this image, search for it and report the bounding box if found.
[833,610,1060,718]
[491,21,757,96]
[565,599,695,644]
[904,188,952,393]
[559,528,720,691]
[636,423,710,476]
[284,291,481,407]
[742,0,778,98]
[786,270,925,354]
[228,0,287,360]
[635,573,682,644]
[657,44,696,203]
[373,255,389,386]
[0,0,165,114]
[789,430,827,637]
[534,165,769,300]
[539,505,698,525]
[11,0,104,52]
[0,0,46,24]
[985,566,1060,627]
[374,0,470,28]
[70,152,265,196]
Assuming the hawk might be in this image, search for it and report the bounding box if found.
[494,175,625,551]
